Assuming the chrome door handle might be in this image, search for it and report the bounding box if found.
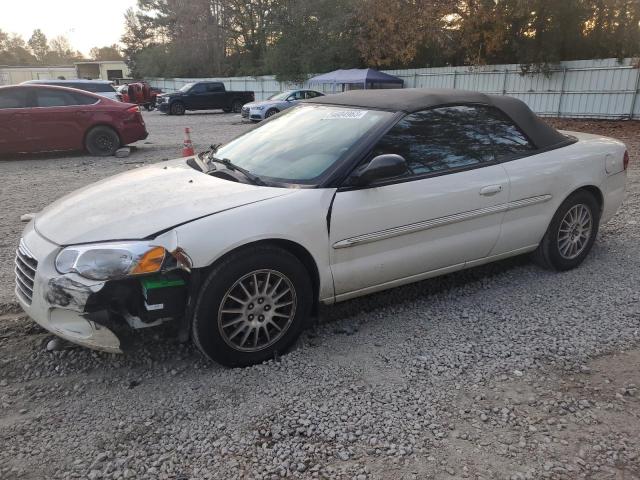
[480,185,503,196]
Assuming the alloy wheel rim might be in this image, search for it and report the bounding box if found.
[217,269,297,352]
[557,204,592,259]
[96,135,114,152]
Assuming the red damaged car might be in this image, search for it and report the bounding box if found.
[0,84,148,156]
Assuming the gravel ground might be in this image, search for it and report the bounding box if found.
[1,117,639,480]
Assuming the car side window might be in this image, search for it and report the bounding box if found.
[305,91,321,99]
[71,93,99,105]
[191,84,207,94]
[288,91,304,101]
[207,83,224,92]
[481,107,535,155]
[35,89,78,107]
[371,105,497,177]
[0,88,30,109]
[35,89,95,107]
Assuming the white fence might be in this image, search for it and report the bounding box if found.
[148,58,640,119]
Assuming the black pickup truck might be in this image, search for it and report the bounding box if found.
[156,81,254,115]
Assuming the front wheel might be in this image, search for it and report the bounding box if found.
[170,102,185,115]
[532,190,600,271]
[192,245,313,367]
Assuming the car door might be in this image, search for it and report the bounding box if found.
[0,87,34,154]
[480,114,552,255]
[205,82,226,108]
[185,83,208,109]
[329,105,511,298]
[30,88,89,151]
[283,90,305,110]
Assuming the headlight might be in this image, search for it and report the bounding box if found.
[55,242,166,280]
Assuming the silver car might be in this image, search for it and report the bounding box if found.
[22,79,121,102]
[241,89,324,121]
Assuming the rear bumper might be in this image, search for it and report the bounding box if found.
[15,223,122,353]
[120,124,149,145]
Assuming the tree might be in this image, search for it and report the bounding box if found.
[264,0,361,81]
[118,0,640,78]
[121,7,152,77]
[46,35,83,64]
[0,30,37,65]
[89,44,123,61]
[122,1,229,77]
[28,29,49,63]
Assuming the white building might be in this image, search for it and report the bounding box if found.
[74,61,130,81]
[0,65,77,85]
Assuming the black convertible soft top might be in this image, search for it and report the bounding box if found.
[308,88,568,150]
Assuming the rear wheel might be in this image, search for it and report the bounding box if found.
[192,245,313,367]
[231,100,243,113]
[85,126,120,156]
[532,190,600,271]
[170,102,185,115]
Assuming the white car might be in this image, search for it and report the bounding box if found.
[15,89,628,367]
[241,89,324,121]
[22,79,121,102]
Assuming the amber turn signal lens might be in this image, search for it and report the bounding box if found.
[131,246,166,274]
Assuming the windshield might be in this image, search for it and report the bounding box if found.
[178,83,195,92]
[213,105,393,183]
[267,91,293,101]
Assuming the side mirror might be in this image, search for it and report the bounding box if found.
[350,154,408,186]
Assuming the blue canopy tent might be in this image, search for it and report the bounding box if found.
[307,68,404,92]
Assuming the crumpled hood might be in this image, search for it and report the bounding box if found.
[35,158,294,245]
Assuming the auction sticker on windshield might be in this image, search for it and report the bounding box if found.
[321,110,368,120]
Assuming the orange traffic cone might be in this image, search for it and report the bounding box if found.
[182,127,195,157]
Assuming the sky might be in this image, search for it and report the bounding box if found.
[1,0,137,56]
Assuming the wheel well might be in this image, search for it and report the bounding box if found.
[83,124,121,149]
[201,239,321,309]
[574,185,604,212]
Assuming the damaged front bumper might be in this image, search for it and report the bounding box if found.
[15,223,122,353]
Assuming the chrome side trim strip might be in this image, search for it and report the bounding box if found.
[506,194,552,210]
[333,194,552,249]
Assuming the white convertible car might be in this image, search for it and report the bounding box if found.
[16,89,628,366]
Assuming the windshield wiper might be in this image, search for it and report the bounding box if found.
[205,146,265,186]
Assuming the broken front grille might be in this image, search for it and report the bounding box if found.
[15,239,38,305]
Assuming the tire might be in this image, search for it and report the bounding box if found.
[532,190,600,271]
[170,102,186,115]
[265,108,278,118]
[231,100,243,113]
[85,126,121,156]
[222,107,232,113]
[192,245,313,367]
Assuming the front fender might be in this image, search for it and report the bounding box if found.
[169,189,337,303]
